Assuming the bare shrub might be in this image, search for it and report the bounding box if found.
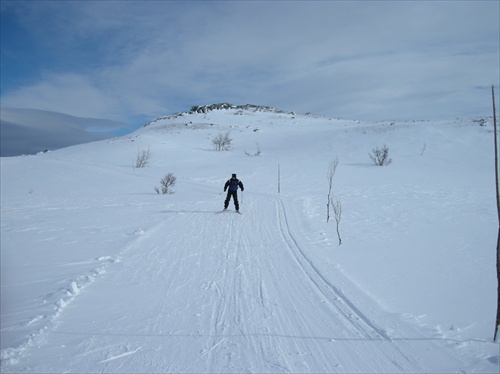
[420,142,427,156]
[155,173,177,194]
[331,198,342,246]
[244,143,261,157]
[326,158,338,223]
[369,145,392,166]
[135,148,152,168]
[212,132,232,151]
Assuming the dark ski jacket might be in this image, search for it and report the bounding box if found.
[224,178,244,192]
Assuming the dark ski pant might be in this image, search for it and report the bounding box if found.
[224,190,239,210]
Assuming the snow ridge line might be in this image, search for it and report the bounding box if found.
[274,197,391,341]
[273,197,477,372]
[0,256,119,368]
[0,222,156,370]
[1,222,154,369]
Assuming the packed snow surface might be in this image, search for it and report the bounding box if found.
[1,106,499,373]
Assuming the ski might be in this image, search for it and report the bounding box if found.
[216,209,242,214]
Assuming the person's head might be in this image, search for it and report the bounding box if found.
[232,173,237,179]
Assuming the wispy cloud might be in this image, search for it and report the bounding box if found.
[1,0,499,126]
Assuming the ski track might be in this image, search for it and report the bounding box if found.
[3,193,472,373]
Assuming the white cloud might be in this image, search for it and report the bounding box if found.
[1,74,122,118]
[1,0,499,124]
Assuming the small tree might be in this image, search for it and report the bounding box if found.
[212,132,232,151]
[326,158,338,222]
[155,173,176,194]
[135,148,152,168]
[331,197,342,246]
[369,145,392,166]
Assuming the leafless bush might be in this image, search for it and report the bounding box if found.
[135,148,152,168]
[245,143,261,157]
[369,145,392,166]
[420,142,427,156]
[212,132,232,151]
[331,198,342,246]
[155,173,177,194]
[326,158,338,223]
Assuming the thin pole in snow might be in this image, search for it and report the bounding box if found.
[278,163,280,194]
[492,84,500,342]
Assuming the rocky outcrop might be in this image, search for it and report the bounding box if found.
[189,103,293,115]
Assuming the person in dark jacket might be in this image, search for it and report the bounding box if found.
[224,173,244,211]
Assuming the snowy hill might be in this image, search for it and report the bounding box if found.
[1,105,499,372]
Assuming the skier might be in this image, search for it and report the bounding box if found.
[223,173,244,212]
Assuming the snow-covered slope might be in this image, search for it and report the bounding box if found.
[1,106,499,372]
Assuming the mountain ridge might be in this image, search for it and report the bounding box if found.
[144,103,301,128]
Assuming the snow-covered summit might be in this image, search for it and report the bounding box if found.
[189,103,294,115]
[144,103,301,127]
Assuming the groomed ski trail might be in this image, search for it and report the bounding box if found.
[6,193,468,373]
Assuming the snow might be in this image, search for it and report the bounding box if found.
[1,106,499,373]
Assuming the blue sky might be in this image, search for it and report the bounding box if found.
[1,0,499,132]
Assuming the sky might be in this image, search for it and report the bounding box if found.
[1,0,499,155]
